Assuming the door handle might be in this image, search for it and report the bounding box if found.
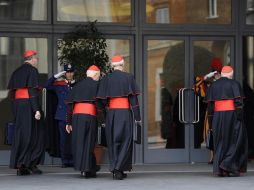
[178,88,200,124]
[42,88,47,119]
[178,88,188,124]
[193,94,200,123]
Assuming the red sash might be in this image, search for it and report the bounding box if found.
[73,103,96,116]
[214,100,235,111]
[109,97,130,109]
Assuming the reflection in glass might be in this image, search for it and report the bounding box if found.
[243,36,254,157]
[0,37,48,150]
[106,39,130,72]
[0,0,47,21]
[193,40,230,149]
[147,40,185,149]
[247,0,254,24]
[146,0,231,24]
[57,39,130,72]
[57,0,131,23]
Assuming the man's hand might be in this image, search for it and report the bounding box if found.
[204,71,217,80]
[66,125,72,134]
[35,111,41,120]
[54,71,66,78]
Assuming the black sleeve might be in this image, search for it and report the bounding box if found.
[207,101,214,128]
[28,88,40,112]
[234,97,244,121]
[66,103,73,125]
[207,101,214,116]
[95,99,107,124]
[129,95,141,121]
[8,90,15,115]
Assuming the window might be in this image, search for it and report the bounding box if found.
[0,0,47,21]
[156,7,170,24]
[208,0,219,18]
[146,0,231,24]
[246,0,254,24]
[57,0,131,23]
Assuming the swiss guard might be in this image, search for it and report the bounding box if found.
[205,66,248,177]
[45,63,75,167]
[97,55,141,180]
[66,65,100,178]
[8,50,45,175]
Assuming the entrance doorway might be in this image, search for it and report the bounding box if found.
[144,36,234,163]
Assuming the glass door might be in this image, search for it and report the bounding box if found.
[144,37,189,163]
[242,36,254,159]
[0,36,49,165]
[189,37,234,162]
[144,36,234,163]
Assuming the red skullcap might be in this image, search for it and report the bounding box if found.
[87,65,100,71]
[211,57,222,72]
[221,66,233,73]
[111,55,124,65]
[24,50,36,58]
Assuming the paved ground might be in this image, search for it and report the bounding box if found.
[0,163,254,190]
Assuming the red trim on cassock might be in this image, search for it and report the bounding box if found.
[73,103,97,116]
[205,96,246,103]
[96,92,140,100]
[109,97,130,109]
[214,100,235,111]
[131,105,139,108]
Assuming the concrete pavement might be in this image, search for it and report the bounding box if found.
[0,163,254,190]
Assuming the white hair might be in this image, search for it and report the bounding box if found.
[86,70,100,77]
[111,59,124,67]
[221,70,233,79]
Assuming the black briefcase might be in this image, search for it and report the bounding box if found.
[97,124,107,147]
[133,121,142,144]
[4,122,15,145]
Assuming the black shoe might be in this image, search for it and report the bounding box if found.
[121,171,127,178]
[208,160,213,164]
[17,167,31,176]
[96,165,101,172]
[113,170,123,180]
[85,171,96,178]
[228,172,240,177]
[29,166,42,174]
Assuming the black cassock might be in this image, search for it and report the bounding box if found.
[205,77,248,175]
[8,63,45,169]
[97,70,141,172]
[66,77,99,172]
[45,90,61,158]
